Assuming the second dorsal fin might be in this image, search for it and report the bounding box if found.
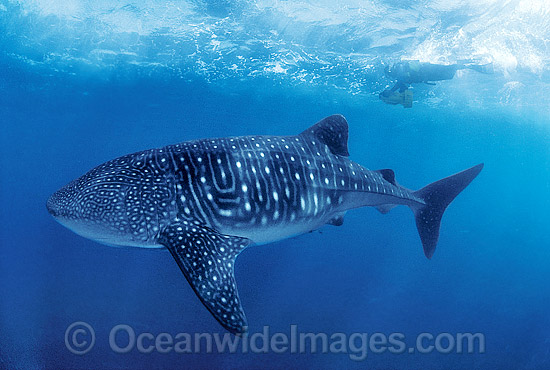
[300,115,349,156]
[375,169,396,186]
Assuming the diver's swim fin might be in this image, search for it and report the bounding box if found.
[402,90,413,108]
[379,89,413,108]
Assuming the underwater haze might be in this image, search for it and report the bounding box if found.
[1,0,550,369]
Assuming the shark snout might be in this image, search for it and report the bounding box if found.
[46,198,56,216]
[46,192,62,217]
[46,187,76,219]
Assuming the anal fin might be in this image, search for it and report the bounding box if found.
[376,204,396,214]
[158,219,252,335]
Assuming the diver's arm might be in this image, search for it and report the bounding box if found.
[397,81,408,92]
[389,82,401,92]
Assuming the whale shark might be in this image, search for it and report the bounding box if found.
[47,115,483,334]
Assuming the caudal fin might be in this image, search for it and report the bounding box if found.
[412,164,484,259]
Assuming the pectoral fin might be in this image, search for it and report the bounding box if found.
[158,220,252,335]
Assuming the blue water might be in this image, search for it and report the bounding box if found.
[1,1,550,369]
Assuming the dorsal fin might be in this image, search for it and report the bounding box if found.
[300,115,349,156]
[375,169,396,186]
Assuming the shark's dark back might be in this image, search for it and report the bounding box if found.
[164,132,350,236]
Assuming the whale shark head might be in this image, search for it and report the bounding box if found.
[47,175,137,246]
[47,151,173,248]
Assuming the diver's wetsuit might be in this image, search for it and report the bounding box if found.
[380,60,493,106]
[387,61,459,93]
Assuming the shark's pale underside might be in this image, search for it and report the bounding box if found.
[47,115,483,334]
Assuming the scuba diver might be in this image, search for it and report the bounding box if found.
[379,60,494,108]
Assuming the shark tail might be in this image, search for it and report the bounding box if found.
[411,164,484,259]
